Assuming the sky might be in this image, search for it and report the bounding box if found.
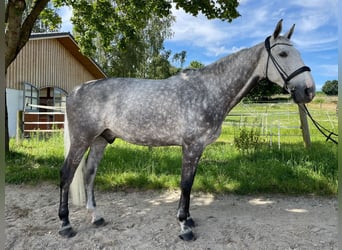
[59,0,338,91]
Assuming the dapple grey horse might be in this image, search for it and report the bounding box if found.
[59,20,315,240]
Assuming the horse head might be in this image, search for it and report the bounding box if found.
[263,19,316,103]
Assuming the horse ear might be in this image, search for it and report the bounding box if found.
[284,24,295,39]
[273,19,283,39]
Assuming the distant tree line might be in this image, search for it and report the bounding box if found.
[245,79,339,101]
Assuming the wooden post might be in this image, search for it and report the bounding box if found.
[0,0,6,247]
[16,110,23,143]
[298,104,311,148]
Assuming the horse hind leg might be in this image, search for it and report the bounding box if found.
[84,136,110,227]
[59,142,89,238]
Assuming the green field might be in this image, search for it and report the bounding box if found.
[6,98,338,195]
[224,100,338,145]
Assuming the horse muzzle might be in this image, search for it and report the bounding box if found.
[291,84,315,104]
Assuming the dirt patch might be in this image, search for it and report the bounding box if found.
[6,184,337,249]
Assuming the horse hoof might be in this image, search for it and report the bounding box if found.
[59,226,77,238]
[179,230,196,241]
[92,217,106,227]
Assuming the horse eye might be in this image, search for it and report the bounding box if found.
[279,51,288,58]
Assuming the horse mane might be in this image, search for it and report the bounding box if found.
[175,43,264,79]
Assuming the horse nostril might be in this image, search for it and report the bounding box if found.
[305,87,315,98]
[305,87,311,95]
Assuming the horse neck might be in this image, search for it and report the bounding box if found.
[202,42,265,113]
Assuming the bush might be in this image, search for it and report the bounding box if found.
[234,123,263,154]
[322,80,338,95]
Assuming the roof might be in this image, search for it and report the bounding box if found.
[30,32,107,79]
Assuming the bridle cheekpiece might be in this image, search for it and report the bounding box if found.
[264,36,311,94]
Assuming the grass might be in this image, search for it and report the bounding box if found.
[5,100,338,195]
[6,132,63,185]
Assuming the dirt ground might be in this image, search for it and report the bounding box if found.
[5,184,337,250]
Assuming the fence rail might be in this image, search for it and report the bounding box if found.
[19,104,66,137]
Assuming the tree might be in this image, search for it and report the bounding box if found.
[69,2,186,79]
[74,10,176,79]
[31,4,62,33]
[188,60,205,69]
[172,50,187,68]
[173,0,240,21]
[322,80,338,96]
[245,78,284,102]
[4,0,240,152]
[146,49,181,79]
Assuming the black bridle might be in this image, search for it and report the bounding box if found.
[264,36,311,94]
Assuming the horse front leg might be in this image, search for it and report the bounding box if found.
[85,136,109,227]
[59,144,89,238]
[177,143,204,241]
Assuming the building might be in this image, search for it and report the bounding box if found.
[6,32,107,137]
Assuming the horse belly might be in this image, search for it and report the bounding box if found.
[112,117,184,146]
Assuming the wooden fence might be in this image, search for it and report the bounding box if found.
[18,104,65,138]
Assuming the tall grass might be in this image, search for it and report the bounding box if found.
[6,102,338,195]
[6,132,63,185]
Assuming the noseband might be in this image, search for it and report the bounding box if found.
[264,36,311,93]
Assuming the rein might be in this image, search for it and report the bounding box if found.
[300,104,338,144]
[264,36,311,94]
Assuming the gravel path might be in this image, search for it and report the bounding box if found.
[6,184,337,249]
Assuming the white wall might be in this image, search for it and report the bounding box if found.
[6,88,23,137]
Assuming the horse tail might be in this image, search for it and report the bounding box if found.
[64,112,86,206]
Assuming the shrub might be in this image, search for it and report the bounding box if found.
[322,80,338,96]
[234,123,263,154]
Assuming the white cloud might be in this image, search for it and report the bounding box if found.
[238,0,251,5]
[168,2,277,57]
[293,36,338,52]
[289,0,337,10]
[287,0,337,33]
[169,6,234,57]
[170,7,228,44]
[205,45,230,57]
[317,64,338,78]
